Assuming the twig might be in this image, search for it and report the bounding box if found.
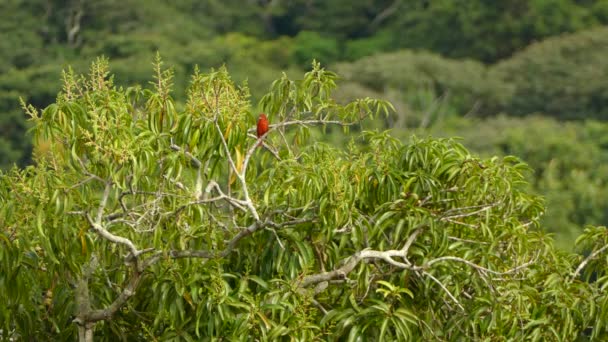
[572,243,608,280]
[96,181,112,224]
[67,175,97,191]
[265,227,285,250]
[214,117,260,221]
[171,142,203,197]
[369,0,402,30]
[425,256,536,276]
[440,203,497,220]
[173,180,248,214]
[85,214,139,260]
[442,203,499,215]
[310,298,328,315]
[402,226,425,252]
[299,235,537,310]
[247,119,358,136]
[84,266,143,323]
[142,216,310,268]
[442,218,478,229]
[448,236,489,245]
[422,270,465,311]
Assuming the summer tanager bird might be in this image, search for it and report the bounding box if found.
[257,113,269,147]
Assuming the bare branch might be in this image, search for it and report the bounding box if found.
[214,118,240,177]
[440,202,498,220]
[422,270,465,311]
[170,142,202,168]
[310,298,328,315]
[448,236,489,245]
[276,123,293,155]
[96,182,112,224]
[65,0,84,47]
[442,218,478,229]
[241,115,359,175]
[141,223,255,268]
[571,243,608,280]
[170,141,204,197]
[299,247,417,288]
[174,180,248,214]
[442,203,499,215]
[67,175,97,191]
[163,174,187,191]
[265,227,285,250]
[299,252,362,288]
[299,234,537,311]
[247,119,358,135]
[90,190,312,326]
[402,226,425,252]
[246,133,281,159]
[214,118,260,221]
[242,130,270,178]
[425,256,536,276]
[266,217,315,229]
[85,214,139,258]
[85,268,143,323]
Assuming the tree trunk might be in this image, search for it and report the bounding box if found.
[78,323,94,342]
[74,256,98,341]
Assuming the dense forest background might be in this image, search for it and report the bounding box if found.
[2,0,608,249]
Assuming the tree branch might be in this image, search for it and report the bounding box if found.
[299,252,363,288]
[436,202,499,224]
[96,181,112,224]
[170,141,202,197]
[571,243,608,280]
[86,214,139,259]
[85,266,143,323]
[214,117,260,221]
[425,256,536,276]
[173,180,249,215]
[247,119,358,136]
[299,245,419,288]
[422,270,465,311]
[83,215,309,326]
[402,226,424,251]
[299,231,537,311]
[142,216,312,268]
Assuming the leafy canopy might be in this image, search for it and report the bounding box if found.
[1,57,607,340]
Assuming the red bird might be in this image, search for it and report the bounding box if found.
[256,113,269,147]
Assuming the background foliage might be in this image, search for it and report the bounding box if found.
[2,2,608,338]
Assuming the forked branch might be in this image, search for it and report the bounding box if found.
[299,229,536,311]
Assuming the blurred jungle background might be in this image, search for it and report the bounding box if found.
[2,0,608,249]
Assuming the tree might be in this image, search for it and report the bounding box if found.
[490,26,608,120]
[387,0,597,63]
[334,50,509,118]
[1,57,607,340]
[426,115,608,250]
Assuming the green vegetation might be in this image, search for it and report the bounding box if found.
[491,27,608,120]
[390,0,604,62]
[2,58,608,341]
[2,1,608,339]
[428,115,608,250]
[335,51,508,117]
[3,1,608,163]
